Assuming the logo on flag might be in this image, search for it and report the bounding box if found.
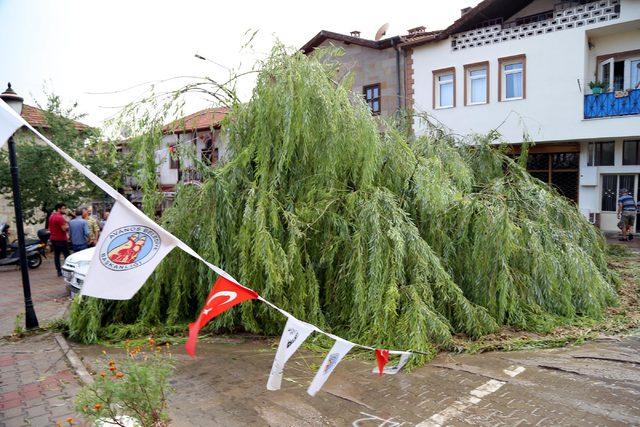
[99,226,161,271]
[307,339,355,396]
[323,353,339,373]
[80,202,177,301]
[285,328,299,348]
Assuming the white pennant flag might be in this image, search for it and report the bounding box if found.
[0,99,26,148]
[307,338,354,396]
[267,316,316,391]
[80,201,177,300]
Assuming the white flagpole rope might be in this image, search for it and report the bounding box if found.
[4,100,415,358]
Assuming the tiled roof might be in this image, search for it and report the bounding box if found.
[301,30,402,54]
[302,29,443,52]
[21,104,91,131]
[163,107,228,134]
[400,29,441,47]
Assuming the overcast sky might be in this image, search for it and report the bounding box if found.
[0,0,480,127]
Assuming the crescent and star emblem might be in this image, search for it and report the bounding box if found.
[203,291,238,316]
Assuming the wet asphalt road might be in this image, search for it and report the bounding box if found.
[76,334,640,426]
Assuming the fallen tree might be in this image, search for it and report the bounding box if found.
[69,46,617,360]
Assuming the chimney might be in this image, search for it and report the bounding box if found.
[350,30,361,38]
[407,25,426,35]
[461,7,472,16]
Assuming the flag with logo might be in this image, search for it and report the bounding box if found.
[0,98,26,148]
[307,338,355,396]
[370,351,411,375]
[185,275,259,357]
[267,316,316,391]
[80,201,177,300]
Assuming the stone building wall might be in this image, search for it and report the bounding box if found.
[315,39,407,118]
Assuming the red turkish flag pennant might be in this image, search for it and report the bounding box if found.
[375,349,390,376]
[185,276,258,357]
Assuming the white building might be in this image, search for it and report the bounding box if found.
[405,0,640,232]
[154,107,228,208]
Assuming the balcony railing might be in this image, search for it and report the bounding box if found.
[584,89,640,119]
[180,168,202,183]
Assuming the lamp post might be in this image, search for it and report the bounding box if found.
[1,83,39,330]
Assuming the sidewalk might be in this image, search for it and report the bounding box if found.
[0,333,82,427]
[606,232,640,253]
[0,257,70,337]
[0,258,82,426]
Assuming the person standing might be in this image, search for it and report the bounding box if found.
[69,207,90,252]
[84,206,100,246]
[49,203,70,277]
[617,189,637,241]
[100,209,110,231]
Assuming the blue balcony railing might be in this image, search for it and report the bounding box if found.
[584,88,640,119]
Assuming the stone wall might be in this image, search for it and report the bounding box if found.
[315,39,406,118]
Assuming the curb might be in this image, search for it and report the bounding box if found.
[54,332,94,385]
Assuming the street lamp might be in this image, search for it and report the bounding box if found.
[1,83,39,330]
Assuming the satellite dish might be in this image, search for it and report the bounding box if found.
[375,23,390,41]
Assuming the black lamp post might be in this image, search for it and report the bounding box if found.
[1,83,39,330]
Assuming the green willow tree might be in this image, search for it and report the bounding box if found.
[69,46,617,361]
[0,94,127,225]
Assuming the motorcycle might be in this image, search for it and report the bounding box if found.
[0,227,49,269]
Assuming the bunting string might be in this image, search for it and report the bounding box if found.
[0,99,413,395]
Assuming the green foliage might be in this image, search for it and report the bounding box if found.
[76,341,173,427]
[68,45,617,362]
[0,93,128,224]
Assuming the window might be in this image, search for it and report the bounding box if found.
[602,175,637,211]
[202,138,214,165]
[601,175,617,211]
[631,60,640,89]
[499,55,526,101]
[363,84,381,115]
[587,141,615,166]
[526,152,579,202]
[623,140,640,165]
[464,62,489,105]
[433,68,456,109]
[168,146,180,169]
[599,58,613,91]
[212,148,219,165]
[596,50,640,91]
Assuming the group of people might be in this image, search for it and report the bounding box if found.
[48,203,110,277]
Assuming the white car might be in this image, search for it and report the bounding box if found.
[61,247,95,296]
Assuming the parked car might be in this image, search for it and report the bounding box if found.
[62,247,95,296]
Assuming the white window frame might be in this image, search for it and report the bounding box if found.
[626,57,640,90]
[598,57,614,92]
[502,61,524,101]
[467,66,488,105]
[435,71,455,109]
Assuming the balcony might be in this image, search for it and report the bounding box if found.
[180,168,202,184]
[584,88,640,119]
[450,0,620,51]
